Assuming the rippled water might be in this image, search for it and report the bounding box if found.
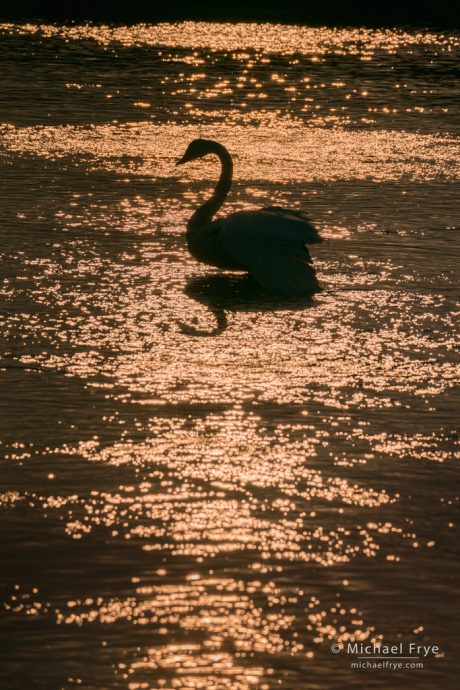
[0,21,459,690]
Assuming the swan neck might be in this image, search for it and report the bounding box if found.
[213,145,233,199]
[187,144,233,233]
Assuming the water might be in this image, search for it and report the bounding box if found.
[0,21,459,690]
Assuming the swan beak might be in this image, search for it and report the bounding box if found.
[175,154,188,166]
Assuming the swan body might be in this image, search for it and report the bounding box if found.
[176,139,322,295]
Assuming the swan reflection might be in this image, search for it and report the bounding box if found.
[179,273,318,336]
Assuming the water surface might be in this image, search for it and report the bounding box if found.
[0,21,459,690]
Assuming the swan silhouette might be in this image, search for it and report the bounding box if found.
[176,139,323,295]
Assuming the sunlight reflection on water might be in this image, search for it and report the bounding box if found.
[0,20,459,690]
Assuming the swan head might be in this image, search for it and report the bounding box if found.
[176,139,220,166]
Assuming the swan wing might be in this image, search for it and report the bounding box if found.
[260,207,323,244]
[219,210,321,295]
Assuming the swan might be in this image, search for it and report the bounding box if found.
[176,139,323,295]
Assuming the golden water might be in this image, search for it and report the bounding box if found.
[0,21,459,689]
